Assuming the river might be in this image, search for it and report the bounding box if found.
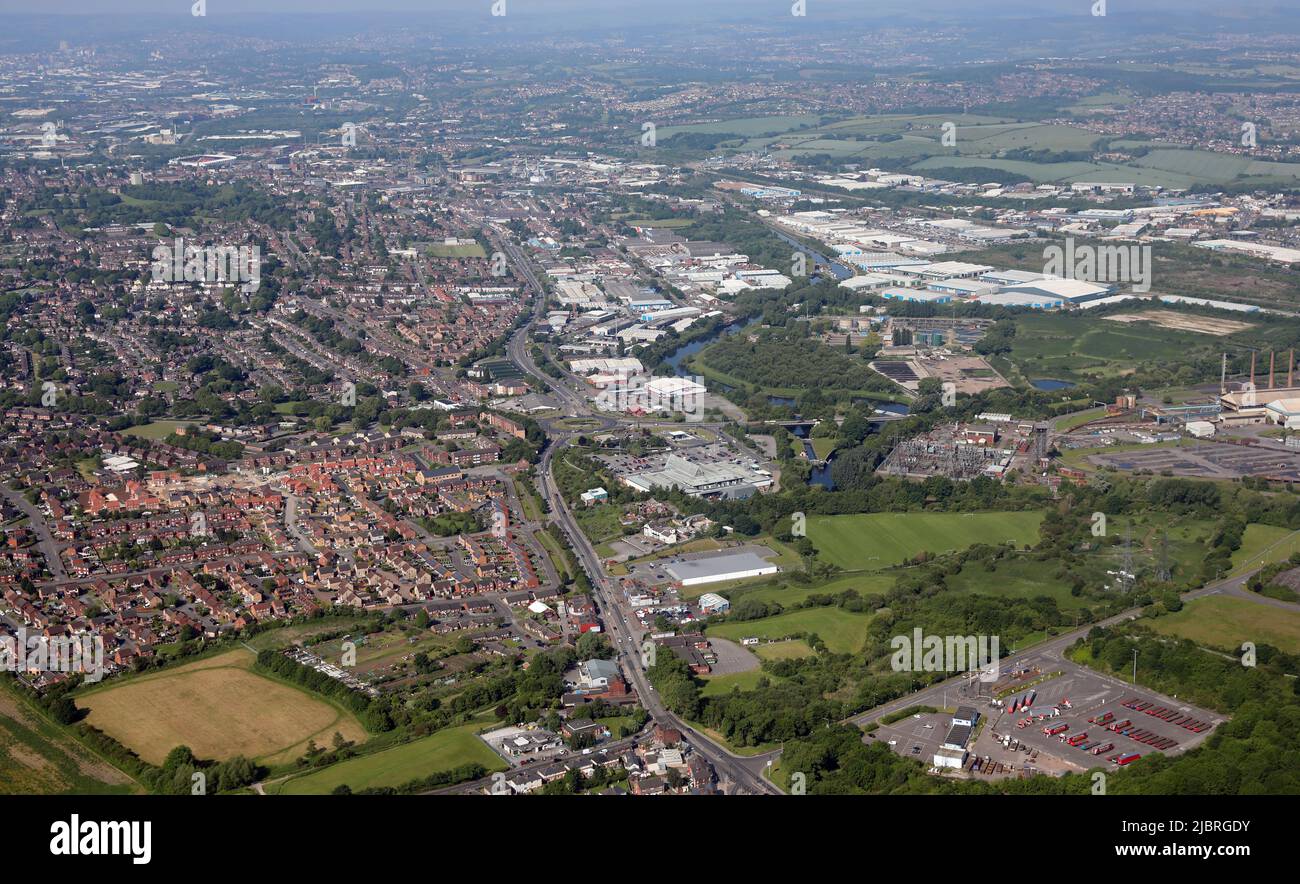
[769,229,854,281]
[664,314,761,377]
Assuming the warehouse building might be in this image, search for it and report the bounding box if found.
[666,551,780,587]
[973,290,1064,310]
[1001,277,1113,305]
[623,454,758,498]
[881,287,952,304]
[927,277,1001,297]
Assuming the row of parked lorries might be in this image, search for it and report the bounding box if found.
[1039,720,1143,764]
[1087,708,1179,750]
[1121,697,1212,733]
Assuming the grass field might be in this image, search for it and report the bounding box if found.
[1231,524,1300,573]
[1007,313,1222,381]
[123,420,196,440]
[701,670,772,697]
[754,639,815,661]
[423,242,487,259]
[707,607,874,654]
[0,686,137,795]
[78,649,369,766]
[726,572,895,608]
[807,511,1044,571]
[944,556,1091,611]
[1147,595,1300,655]
[649,111,1300,187]
[242,616,373,652]
[945,514,1210,608]
[1053,407,1107,432]
[270,723,505,794]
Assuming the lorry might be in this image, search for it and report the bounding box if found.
[1043,722,1069,736]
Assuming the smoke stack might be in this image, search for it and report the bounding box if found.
[1251,351,1257,389]
[1270,351,1276,390]
[1290,350,1294,388]
[1221,353,1227,395]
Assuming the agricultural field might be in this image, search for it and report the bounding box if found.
[654,114,824,139]
[806,511,1044,571]
[649,112,1300,187]
[1147,595,1300,656]
[0,686,137,795]
[269,723,505,795]
[77,649,369,767]
[707,607,874,654]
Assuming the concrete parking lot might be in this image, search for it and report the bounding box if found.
[872,660,1225,780]
[978,666,1223,775]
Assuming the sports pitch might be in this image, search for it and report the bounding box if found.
[806,511,1044,571]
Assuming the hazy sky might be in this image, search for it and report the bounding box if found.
[4,0,1269,15]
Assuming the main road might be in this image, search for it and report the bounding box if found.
[498,234,783,794]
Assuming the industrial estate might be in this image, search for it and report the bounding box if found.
[0,2,1297,839]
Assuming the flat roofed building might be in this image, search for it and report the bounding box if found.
[624,453,753,498]
[973,290,1063,310]
[665,551,779,587]
[933,747,968,769]
[895,261,995,281]
[1002,277,1113,303]
[881,288,952,304]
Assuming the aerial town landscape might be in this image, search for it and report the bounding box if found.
[0,0,1295,856]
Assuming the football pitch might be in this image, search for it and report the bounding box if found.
[806,511,1044,571]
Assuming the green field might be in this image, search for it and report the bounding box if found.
[646,112,1300,187]
[945,514,1210,607]
[0,687,137,795]
[1231,524,1300,573]
[1007,313,1225,382]
[806,511,1044,571]
[707,607,874,654]
[944,555,1090,610]
[754,639,815,661]
[124,420,197,440]
[1148,595,1300,655]
[270,723,506,794]
[725,572,894,607]
[701,670,770,697]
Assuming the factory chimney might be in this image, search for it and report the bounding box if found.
[1270,351,1276,390]
[1251,351,1257,389]
[1221,353,1227,395]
